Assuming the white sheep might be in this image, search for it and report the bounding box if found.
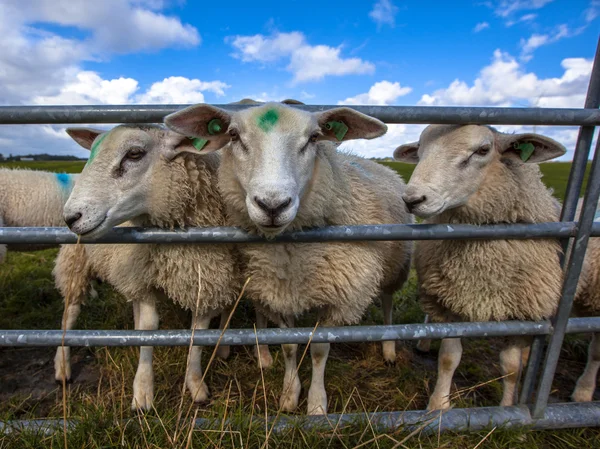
[571,200,600,403]
[165,102,413,415]
[0,168,77,262]
[394,124,566,410]
[54,124,242,410]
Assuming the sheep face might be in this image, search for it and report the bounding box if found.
[63,125,194,237]
[393,125,566,219]
[165,102,387,235]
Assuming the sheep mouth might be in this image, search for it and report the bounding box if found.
[77,216,108,238]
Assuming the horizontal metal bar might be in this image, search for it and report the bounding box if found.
[1,402,599,436]
[2,222,598,245]
[1,318,598,347]
[1,105,599,125]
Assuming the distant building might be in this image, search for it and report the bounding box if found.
[18,157,34,161]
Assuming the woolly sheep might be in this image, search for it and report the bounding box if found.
[0,169,77,262]
[165,102,413,415]
[572,200,600,403]
[394,124,566,410]
[54,124,243,410]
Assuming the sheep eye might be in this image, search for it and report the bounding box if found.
[475,145,491,156]
[309,133,319,143]
[125,148,145,161]
[229,129,239,142]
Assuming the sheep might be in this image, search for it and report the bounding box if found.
[393,124,566,410]
[0,169,77,262]
[571,200,600,403]
[164,102,413,415]
[54,124,242,410]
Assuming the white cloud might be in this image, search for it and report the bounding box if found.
[228,31,375,84]
[584,0,600,22]
[492,0,554,18]
[340,81,412,105]
[2,0,200,54]
[520,24,573,61]
[473,22,490,33]
[340,124,426,160]
[418,50,592,108]
[136,77,230,104]
[506,13,537,26]
[369,0,399,28]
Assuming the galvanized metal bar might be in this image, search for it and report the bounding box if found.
[533,137,600,418]
[1,402,599,436]
[0,105,599,126]
[520,37,600,407]
[0,318,598,347]
[1,222,597,245]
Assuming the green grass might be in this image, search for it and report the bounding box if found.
[0,160,598,448]
[0,160,86,173]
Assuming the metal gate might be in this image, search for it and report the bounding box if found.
[1,39,600,435]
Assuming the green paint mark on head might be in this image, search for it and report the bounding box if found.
[86,132,108,166]
[257,108,279,132]
[514,141,535,162]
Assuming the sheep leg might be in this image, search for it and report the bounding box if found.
[54,300,82,382]
[416,314,432,354]
[186,314,213,402]
[572,333,600,402]
[499,337,529,407]
[215,310,231,360]
[381,293,396,364]
[427,337,462,410]
[278,316,301,412]
[131,298,159,411]
[307,341,330,415]
[254,311,273,369]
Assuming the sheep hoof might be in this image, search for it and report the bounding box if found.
[571,386,594,403]
[307,393,328,415]
[186,375,210,403]
[215,345,230,360]
[427,396,451,411]
[415,339,432,354]
[54,348,72,383]
[279,379,301,412]
[382,341,396,365]
[131,371,154,411]
[255,346,274,369]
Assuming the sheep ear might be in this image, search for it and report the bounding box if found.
[498,132,566,163]
[66,127,105,150]
[316,107,387,142]
[394,142,420,163]
[163,104,231,153]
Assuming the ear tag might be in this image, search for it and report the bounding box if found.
[207,118,223,135]
[514,142,535,162]
[325,120,349,141]
[190,137,209,151]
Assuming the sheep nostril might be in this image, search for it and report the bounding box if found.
[65,212,82,228]
[403,195,427,211]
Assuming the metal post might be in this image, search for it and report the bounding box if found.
[520,37,600,406]
[533,137,600,418]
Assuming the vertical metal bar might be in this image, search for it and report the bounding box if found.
[520,37,600,406]
[532,138,600,418]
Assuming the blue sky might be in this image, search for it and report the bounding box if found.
[0,0,598,159]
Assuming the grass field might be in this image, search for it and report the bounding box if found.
[0,160,598,448]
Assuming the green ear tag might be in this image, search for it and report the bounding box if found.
[190,137,209,151]
[207,118,223,135]
[325,121,349,141]
[515,142,535,162]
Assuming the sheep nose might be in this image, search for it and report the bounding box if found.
[254,197,292,217]
[64,212,82,229]
[403,194,427,212]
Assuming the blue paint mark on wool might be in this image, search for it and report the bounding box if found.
[55,173,72,190]
[349,161,371,179]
